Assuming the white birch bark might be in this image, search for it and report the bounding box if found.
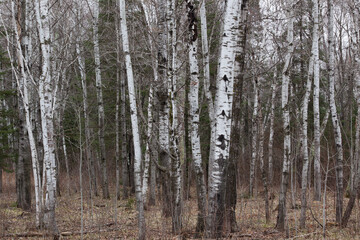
[34,0,58,233]
[93,0,109,199]
[157,0,172,217]
[300,27,314,230]
[313,0,321,201]
[119,0,146,238]
[9,1,43,227]
[268,76,276,187]
[207,0,241,237]
[328,0,344,224]
[140,0,157,207]
[186,0,207,232]
[249,77,259,197]
[276,0,294,231]
[168,0,181,233]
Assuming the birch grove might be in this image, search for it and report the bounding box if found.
[2,0,360,238]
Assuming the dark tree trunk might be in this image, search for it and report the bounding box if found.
[226,0,248,232]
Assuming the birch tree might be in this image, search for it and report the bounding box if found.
[34,0,58,233]
[299,10,314,230]
[15,0,31,211]
[119,0,146,238]
[139,0,156,206]
[207,0,241,237]
[249,77,259,197]
[328,0,344,224]
[276,0,294,231]
[227,0,248,231]
[168,0,182,233]
[313,0,321,201]
[157,0,172,217]
[268,77,276,188]
[186,0,207,232]
[9,0,44,228]
[93,0,109,199]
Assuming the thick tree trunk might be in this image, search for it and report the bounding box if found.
[207,0,241,237]
[17,96,32,211]
[168,0,182,233]
[328,0,344,224]
[276,0,294,231]
[93,0,109,199]
[227,0,247,231]
[186,0,207,232]
[15,0,31,211]
[119,1,146,239]
[35,0,58,234]
[11,0,43,227]
[157,0,172,218]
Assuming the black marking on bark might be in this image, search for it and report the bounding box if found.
[217,135,226,150]
[223,75,228,82]
[187,1,198,42]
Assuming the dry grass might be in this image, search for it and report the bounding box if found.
[1,172,360,239]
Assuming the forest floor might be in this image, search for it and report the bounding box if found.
[1,172,360,239]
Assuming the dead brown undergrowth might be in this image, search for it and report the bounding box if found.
[1,172,360,239]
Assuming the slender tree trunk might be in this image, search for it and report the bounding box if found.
[121,65,130,199]
[140,0,157,208]
[328,0,344,224]
[341,1,360,227]
[93,0,109,199]
[199,0,216,191]
[115,20,121,201]
[258,95,270,223]
[186,0,207,232]
[276,0,294,231]
[207,1,241,237]
[149,142,157,206]
[313,0,321,201]
[268,77,276,188]
[249,78,259,197]
[119,1,146,238]
[300,32,314,230]
[75,5,98,197]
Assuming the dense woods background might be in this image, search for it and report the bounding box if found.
[2,0,360,239]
